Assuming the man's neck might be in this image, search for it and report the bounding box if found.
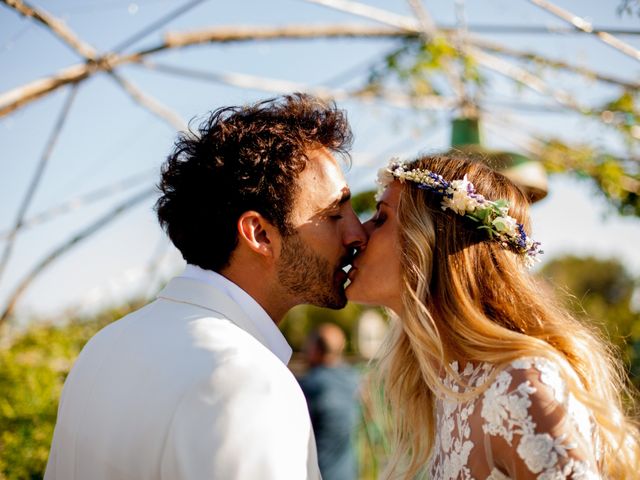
[219,265,293,324]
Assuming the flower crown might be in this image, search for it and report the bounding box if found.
[377,160,543,267]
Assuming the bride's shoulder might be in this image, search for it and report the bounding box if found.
[480,355,584,413]
[479,355,595,443]
[447,356,581,410]
[494,356,569,396]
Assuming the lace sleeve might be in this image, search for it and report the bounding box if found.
[480,358,601,479]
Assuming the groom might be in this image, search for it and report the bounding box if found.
[44,94,367,479]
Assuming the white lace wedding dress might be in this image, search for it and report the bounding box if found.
[427,357,601,479]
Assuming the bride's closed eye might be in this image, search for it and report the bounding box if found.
[371,212,386,227]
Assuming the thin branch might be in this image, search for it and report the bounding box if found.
[107,71,187,131]
[482,112,546,156]
[0,84,79,287]
[360,125,445,169]
[0,188,154,324]
[142,238,173,299]
[163,23,409,46]
[483,99,566,112]
[163,23,640,43]
[0,169,155,240]
[140,60,456,110]
[528,0,640,62]
[141,61,343,99]
[0,59,105,117]
[320,44,399,87]
[306,0,421,31]
[110,0,208,53]
[406,0,437,34]
[0,23,32,53]
[1,0,97,59]
[457,24,640,36]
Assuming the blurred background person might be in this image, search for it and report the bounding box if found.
[299,323,360,480]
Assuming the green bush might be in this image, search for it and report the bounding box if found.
[540,255,640,378]
[0,303,141,480]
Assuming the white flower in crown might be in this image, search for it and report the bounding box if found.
[376,159,405,201]
[492,215,518,236]
[375,166,395,201]
[377,165,396,188]
[443,176,480,215]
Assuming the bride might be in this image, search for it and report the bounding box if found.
[347,154,640,479]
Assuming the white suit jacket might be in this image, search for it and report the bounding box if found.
[44,276,321,479]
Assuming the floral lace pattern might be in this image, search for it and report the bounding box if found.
[427,357,601,479]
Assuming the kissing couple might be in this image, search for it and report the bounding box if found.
[45,94,639,479]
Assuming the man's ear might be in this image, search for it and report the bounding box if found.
[237,211,278,257]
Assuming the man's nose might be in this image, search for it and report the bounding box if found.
[343,207,368,248]
[362,219,375,236]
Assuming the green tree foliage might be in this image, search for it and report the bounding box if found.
[0,302,143,480]
[540,139,639,216]
[367,36,482,98]
[280,302,366,353]
[539,255,640,381]
[350,189,377,218]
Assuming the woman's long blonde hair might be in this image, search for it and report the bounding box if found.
[373,153,640,478]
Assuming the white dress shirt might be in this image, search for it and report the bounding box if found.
[179,264,292,364]
[44,265,321,480]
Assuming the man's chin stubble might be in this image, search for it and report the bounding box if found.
[276,235,347,309]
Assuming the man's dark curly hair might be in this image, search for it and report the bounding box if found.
[155,93,353,272]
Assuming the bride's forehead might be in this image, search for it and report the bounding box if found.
[379,181,402,207]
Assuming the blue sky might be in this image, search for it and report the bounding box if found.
[1,0,639,319]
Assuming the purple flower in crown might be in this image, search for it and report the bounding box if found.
[528,241,543,257]
[516,224,528,249]
[428,171,450,190]
[416,182,447,198]
[467,182,475,194]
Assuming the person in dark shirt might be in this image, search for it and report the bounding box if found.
[299,323,360,480]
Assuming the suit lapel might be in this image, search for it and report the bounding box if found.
[156,277,271,350]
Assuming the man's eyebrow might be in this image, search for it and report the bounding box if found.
[316,187,351,217]
[327,187,351,209]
